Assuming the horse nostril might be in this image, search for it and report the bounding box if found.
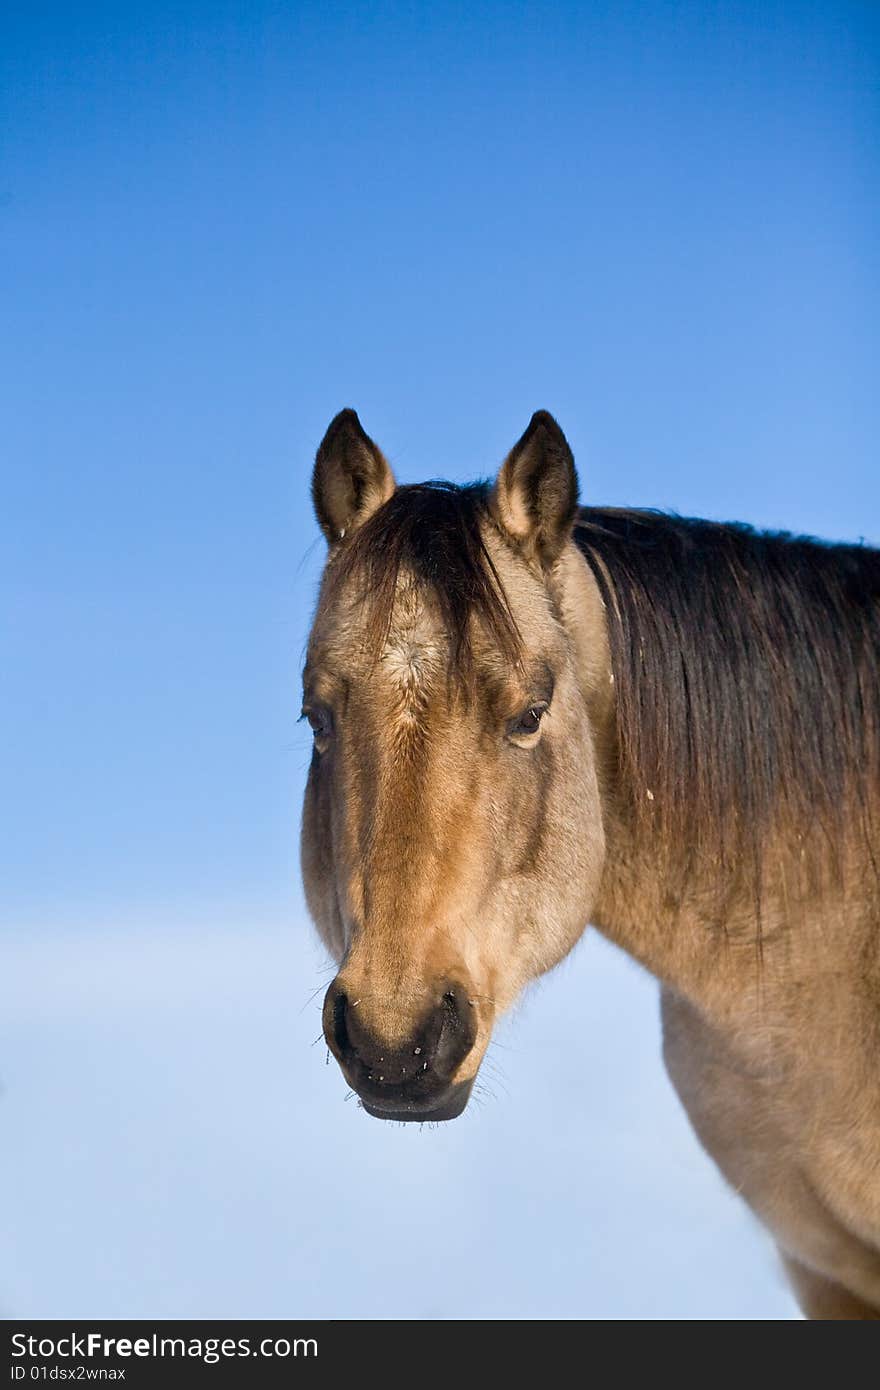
[322,981,351,1061]
[433,984,476,1078]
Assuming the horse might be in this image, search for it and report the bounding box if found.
[300,407,880,1319]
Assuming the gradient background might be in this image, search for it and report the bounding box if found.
[2,1,877,1318]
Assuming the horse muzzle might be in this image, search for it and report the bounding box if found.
[322,979,478,1122]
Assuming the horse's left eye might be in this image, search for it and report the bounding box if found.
[508,704,548,740]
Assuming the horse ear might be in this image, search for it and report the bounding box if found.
[492,411,579,565]
[312,409,396,545]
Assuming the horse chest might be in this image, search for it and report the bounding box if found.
[804,1110,880,1251]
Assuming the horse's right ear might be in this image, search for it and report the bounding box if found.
[312,409,396,545]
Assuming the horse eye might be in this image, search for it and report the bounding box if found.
[302,705,332,742]
[508,704,547,740]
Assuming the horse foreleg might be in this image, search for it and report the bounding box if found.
[661,986,880,1318]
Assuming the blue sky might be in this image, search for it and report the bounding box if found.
[1,1,877,1318]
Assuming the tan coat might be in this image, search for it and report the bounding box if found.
[302,408,880,1317]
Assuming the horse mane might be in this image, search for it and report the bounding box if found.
[576,508,880,901]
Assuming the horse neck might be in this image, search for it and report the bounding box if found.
[564,545,869,1030]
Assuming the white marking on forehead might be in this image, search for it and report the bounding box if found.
[381,575,445,717]
[384,642,426,692]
